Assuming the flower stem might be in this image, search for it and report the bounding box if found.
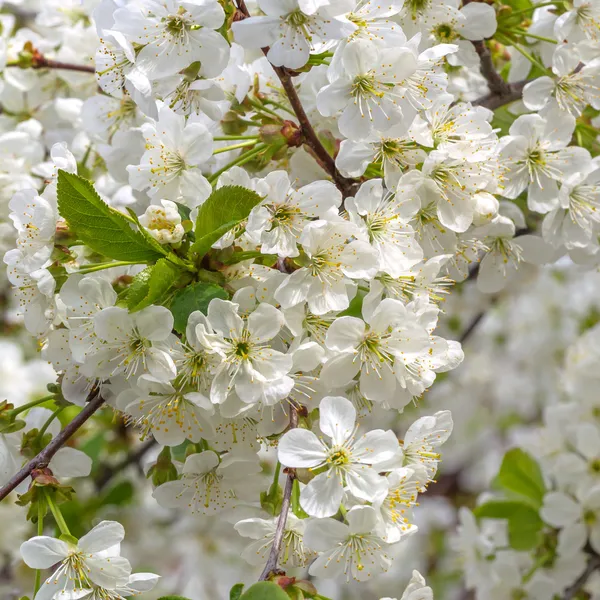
[44,489,71,537]
[80,144,93,169]
[213,135,260,141]
[272,461,281,488]
[263,98,295,117]
[208,143,267,185]
[246,97,283,120]
[10,396,55,417]
[513,29,558,44]
[77,260,141,274]
[36,407,65,442]
[212,139,259,155]
[498,35,552,75]
[508,1,564,17]
[33,497,44,596]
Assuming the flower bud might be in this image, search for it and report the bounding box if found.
[473,192,499,226]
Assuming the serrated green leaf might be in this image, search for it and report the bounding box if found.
[494,448,546,508]
[230,583,245,600]
[239,582,289,600]
[124,267,153,308]
[190,185,263,257]
[57,171,166,263]
[126,259,184,312]
[170,282,228,334]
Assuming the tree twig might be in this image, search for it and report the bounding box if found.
[234,0,357,198]
[470,38,531,110]
[7,54,95,74]
[95,439,157,491]
[472,79,529,110]
[0,391,105,502]
[272,67,357,197]
[473,40,511,96]
[563,552,600,600]
[459,311,486,344]
[34,58,95,73]
[259,406,299,581]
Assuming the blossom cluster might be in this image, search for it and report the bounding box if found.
[0,0,599,599]
[453,320,600,599]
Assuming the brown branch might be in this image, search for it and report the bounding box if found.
[470,39,531,110]
[473,41,511,96]
[563,552,600,600]
[273,67,357,197]
[235,1,357,198]
[0,391,105,502]
[7,53,95,74]
[259,406,299,581]
[95,438,157,491]
[459,311,486,344]
[35,58,94,73]
[472,79,529,110]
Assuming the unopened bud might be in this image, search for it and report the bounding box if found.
[32,468,60,487]
[497,4,512,17]
[222,110,249,135]
[294,580,318,595]
[281,120,303,148]
[113,274,134,294]
[473,191,499,226]
[148,446,178,487]
[259,124,286,146]
[272,575,296,589]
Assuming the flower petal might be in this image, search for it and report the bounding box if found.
[319,396,356,446]
[278,428,325,468]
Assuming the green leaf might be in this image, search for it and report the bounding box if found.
[124,267,153,309]
[491,105,514,137]
[501,0,531,14]
[507,508,543,550]
[57,170,165,263]
[158,596,194,600]
[474,499,543,551]
[292,479,309,519]
[230,583,245,600]
[222,250,277,265]
[190,185,263,257]
[239,582,289,600]
[494,448,546,508]
[101,481,135,506]
[174,201,192,222]
[338,292,364,318]
[474,499,534,519]
[170,282,228,334]
[126,259,184,312]
[260,483,283,516]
